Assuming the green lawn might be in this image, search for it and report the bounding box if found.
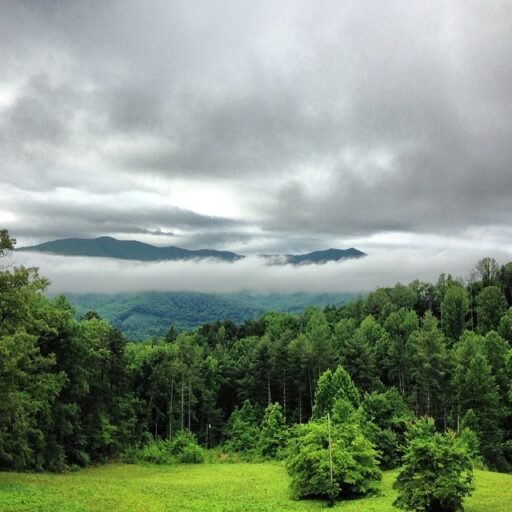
[0,463,510,512]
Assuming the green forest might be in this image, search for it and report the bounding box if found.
[2,229,512,510]
[65,291,356,339]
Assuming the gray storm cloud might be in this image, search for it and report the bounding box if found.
[0,185,243,241]
[1,1,512,251]
[11,248,512,295]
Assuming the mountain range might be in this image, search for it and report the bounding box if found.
[18,236,242,261]
[19,237,367,264]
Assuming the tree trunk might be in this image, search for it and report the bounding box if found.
[299,388,302,424]
[426,382,431,416]
[327,412,335,506]
[168,378,174,439]
[181,373,184,430]
[282,368,287,418]
[147,393,154,434]
[308,371,314,416]
[188,377,192,431]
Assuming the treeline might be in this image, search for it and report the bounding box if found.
[1,228,512,473]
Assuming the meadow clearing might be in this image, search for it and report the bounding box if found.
[0,463,511,512]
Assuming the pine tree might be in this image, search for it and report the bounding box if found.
[408,312,452,424]
[340,316,383,392]
[305,308,336,382]
[384,309,419,394]
[498,308,512,343]
[225,400,260,454]
[441,286,469,342]
[312,366,359,419]
[258,402,288,458]
[477,286,507,333]
[454,353,504,468]
[483,331,510,400]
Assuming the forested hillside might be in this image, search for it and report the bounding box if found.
[2,228,512,482]
[65,291,357,340]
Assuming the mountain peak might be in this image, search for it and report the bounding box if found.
[284,248,367,265]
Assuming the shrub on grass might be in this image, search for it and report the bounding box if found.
[121,431,204,464]
[169,430,204,463]
[139,439,174,464]
[286,399,381,502]
[393,418,474,512]
[177,443,204,463]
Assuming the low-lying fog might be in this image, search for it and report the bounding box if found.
[11,248,512,295]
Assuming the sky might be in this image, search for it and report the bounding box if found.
[2,1,512,292]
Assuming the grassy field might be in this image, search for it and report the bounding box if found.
[0,463,511,512]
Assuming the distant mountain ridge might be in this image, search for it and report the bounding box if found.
[19,236,243,262]
[285,248,366,265]
[18,237,367,264]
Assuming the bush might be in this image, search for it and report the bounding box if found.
[286,401,381,502]
[139,439,174,464]
[177,443,204,463]
[169,430,204,463]
[393,418,474,512]
[121,431,204,464]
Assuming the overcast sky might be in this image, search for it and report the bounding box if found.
[2,0,512,258]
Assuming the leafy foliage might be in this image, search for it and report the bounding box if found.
[312,366,360,419]
[286,407,381,501]
[258,403,288,459]
[393,418,474,512]
[224,400,260,455]
[361,389,413,468]
[441,286,469,342]
[476,286,507,333]
[169,430,205,463]
[122,431,204,464]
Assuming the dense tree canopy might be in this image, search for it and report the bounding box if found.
[1,229,511,482]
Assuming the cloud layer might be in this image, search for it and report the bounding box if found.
[12,248,512,295]
[1,1,512,254]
